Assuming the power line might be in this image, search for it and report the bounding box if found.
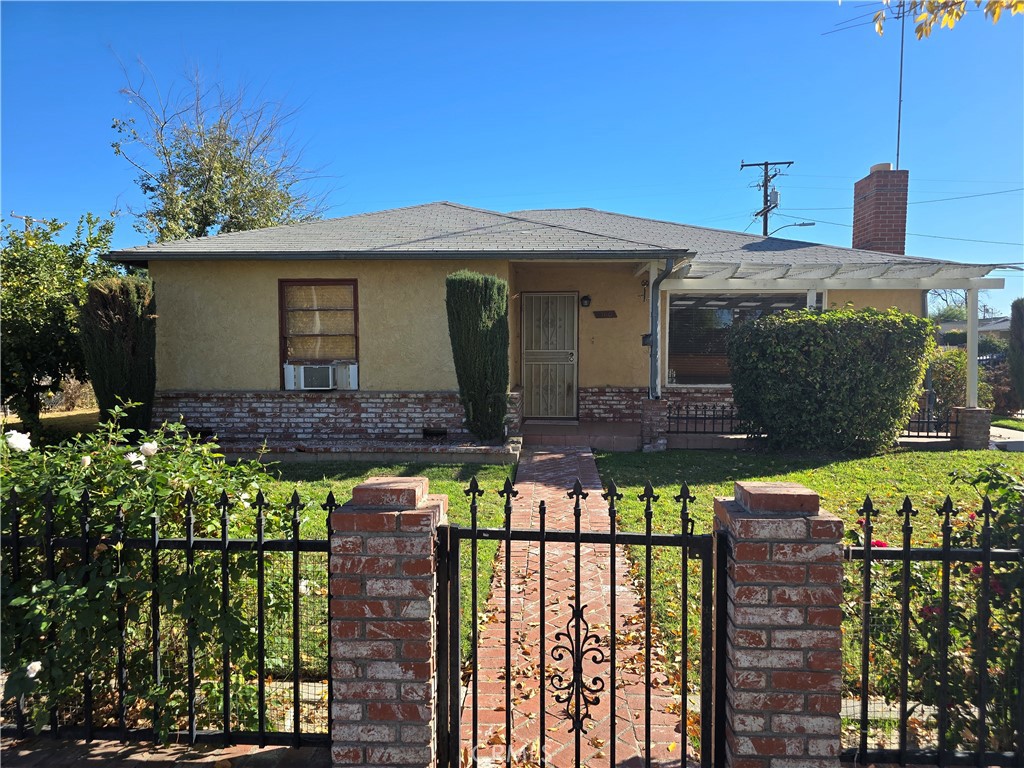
[773,212,1024,246]
[740,160,794,236]
[784,187,1024,211]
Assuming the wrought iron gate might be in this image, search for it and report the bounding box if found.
[435,478,727,768]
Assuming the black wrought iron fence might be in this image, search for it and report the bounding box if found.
[668,401,960,439]
[842,495,1023,766]
[0,488,333,747]
[666,403,744,434]
[435,478,727,768]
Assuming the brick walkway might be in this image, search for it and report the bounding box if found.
[461,448,694,767]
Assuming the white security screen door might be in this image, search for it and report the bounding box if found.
[522,293,578,419]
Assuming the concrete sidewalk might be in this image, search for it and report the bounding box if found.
[990,425,1024,452]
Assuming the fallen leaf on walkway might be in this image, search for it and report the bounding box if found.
[667,742,677,752]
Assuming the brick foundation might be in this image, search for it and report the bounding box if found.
[329,477,446,768]
[153,390,470,442]
[715,481,844,768]
[577,387,646,422]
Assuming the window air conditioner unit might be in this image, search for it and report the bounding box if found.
[283,363,358,391]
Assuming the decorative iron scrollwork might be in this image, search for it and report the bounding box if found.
[549,604,606,733]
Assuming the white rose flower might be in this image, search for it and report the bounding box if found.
[26,661,42,679]
[81,455,92,468]
[125,451,146,469]
[139,441,158,457]
[5,430,32,452]
[298,579,310,596]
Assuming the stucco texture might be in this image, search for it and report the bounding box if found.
[150,259,509,392]
[510,263,651,389]
[826,289,925,316]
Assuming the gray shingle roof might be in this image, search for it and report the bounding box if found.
[107,201,954,268]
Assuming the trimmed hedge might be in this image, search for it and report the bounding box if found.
[1010,298,1024,402]
[445,270,509,441]
[78,275,156,432]
[727,307,934,454]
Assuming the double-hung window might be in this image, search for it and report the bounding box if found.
[279,280,358,365]
[666,294,813,385]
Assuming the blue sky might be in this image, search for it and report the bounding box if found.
[2,1,1022,313]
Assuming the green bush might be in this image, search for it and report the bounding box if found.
[1010,298,1024,402]
[978,335,1008,356]
[844,464,1023,751]
[445,270,509,441]
[727,307,934,454]
[942,329,967,346]
[0,408,300,735]
[942,327,966,346]
[78,276,156,433]
[930,347,994,418]
[984,361,1023,417]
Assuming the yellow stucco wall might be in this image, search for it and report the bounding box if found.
[826,289,926,316]
[510,263,650,388]
[150,259,508,392]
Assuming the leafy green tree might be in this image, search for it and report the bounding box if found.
[78,276,157,432]
[1,216,117,430]
[445,270,509,441]
[112,66,327,242]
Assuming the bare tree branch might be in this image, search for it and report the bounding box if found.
[112,62,329,242]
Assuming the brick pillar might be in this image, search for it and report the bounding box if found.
[641,397,668,451]
[714,481,844,768]
[329,477,447,768]
[953,406,991,450]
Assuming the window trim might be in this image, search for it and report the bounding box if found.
[278,279,359,389]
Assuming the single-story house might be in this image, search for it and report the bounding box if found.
[108,163,1006,450]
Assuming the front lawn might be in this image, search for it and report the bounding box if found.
[593,449,1024,694]
[992,417,1024,432]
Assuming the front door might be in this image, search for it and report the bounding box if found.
[522,293,578,419]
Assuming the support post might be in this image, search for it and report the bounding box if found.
[329,477,447,768]
[967,288,979,408]
[714,481,844,768]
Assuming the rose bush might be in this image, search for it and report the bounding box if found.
[1,406,310,736]
[843,464,1022,752]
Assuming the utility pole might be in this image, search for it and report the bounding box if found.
[740,160,793,235]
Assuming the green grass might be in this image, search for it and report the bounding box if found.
[593,448,1024,690]
[992,417,1024,432]
[2,408,100,444]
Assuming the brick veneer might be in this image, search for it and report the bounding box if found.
[578,386,646,422]
[953,406,992,450]
[329,477,446,768]
[852,164,909,255]
[153,391,469,442]
[714,481,844,768]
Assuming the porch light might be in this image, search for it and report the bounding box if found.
[580,295,592,307]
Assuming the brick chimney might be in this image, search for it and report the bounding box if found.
[852,162,909,254]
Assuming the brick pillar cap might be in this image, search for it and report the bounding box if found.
[734,481,819,515]
[350,476,429,509]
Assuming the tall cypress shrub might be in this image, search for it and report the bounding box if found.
[445,270,509,441]
[728,307,934,455]
[79,275,157,432]
[1009,297,1024,403]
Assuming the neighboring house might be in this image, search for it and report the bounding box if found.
[108,164,1005,449]
[936,317,1011,341]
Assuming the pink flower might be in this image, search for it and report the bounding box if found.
[990,578,1006,596]
[857,518,865,528]
[920,605,942,619]
[870,540,889,548]
[968,512,977,522]
[971,565,984,577]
